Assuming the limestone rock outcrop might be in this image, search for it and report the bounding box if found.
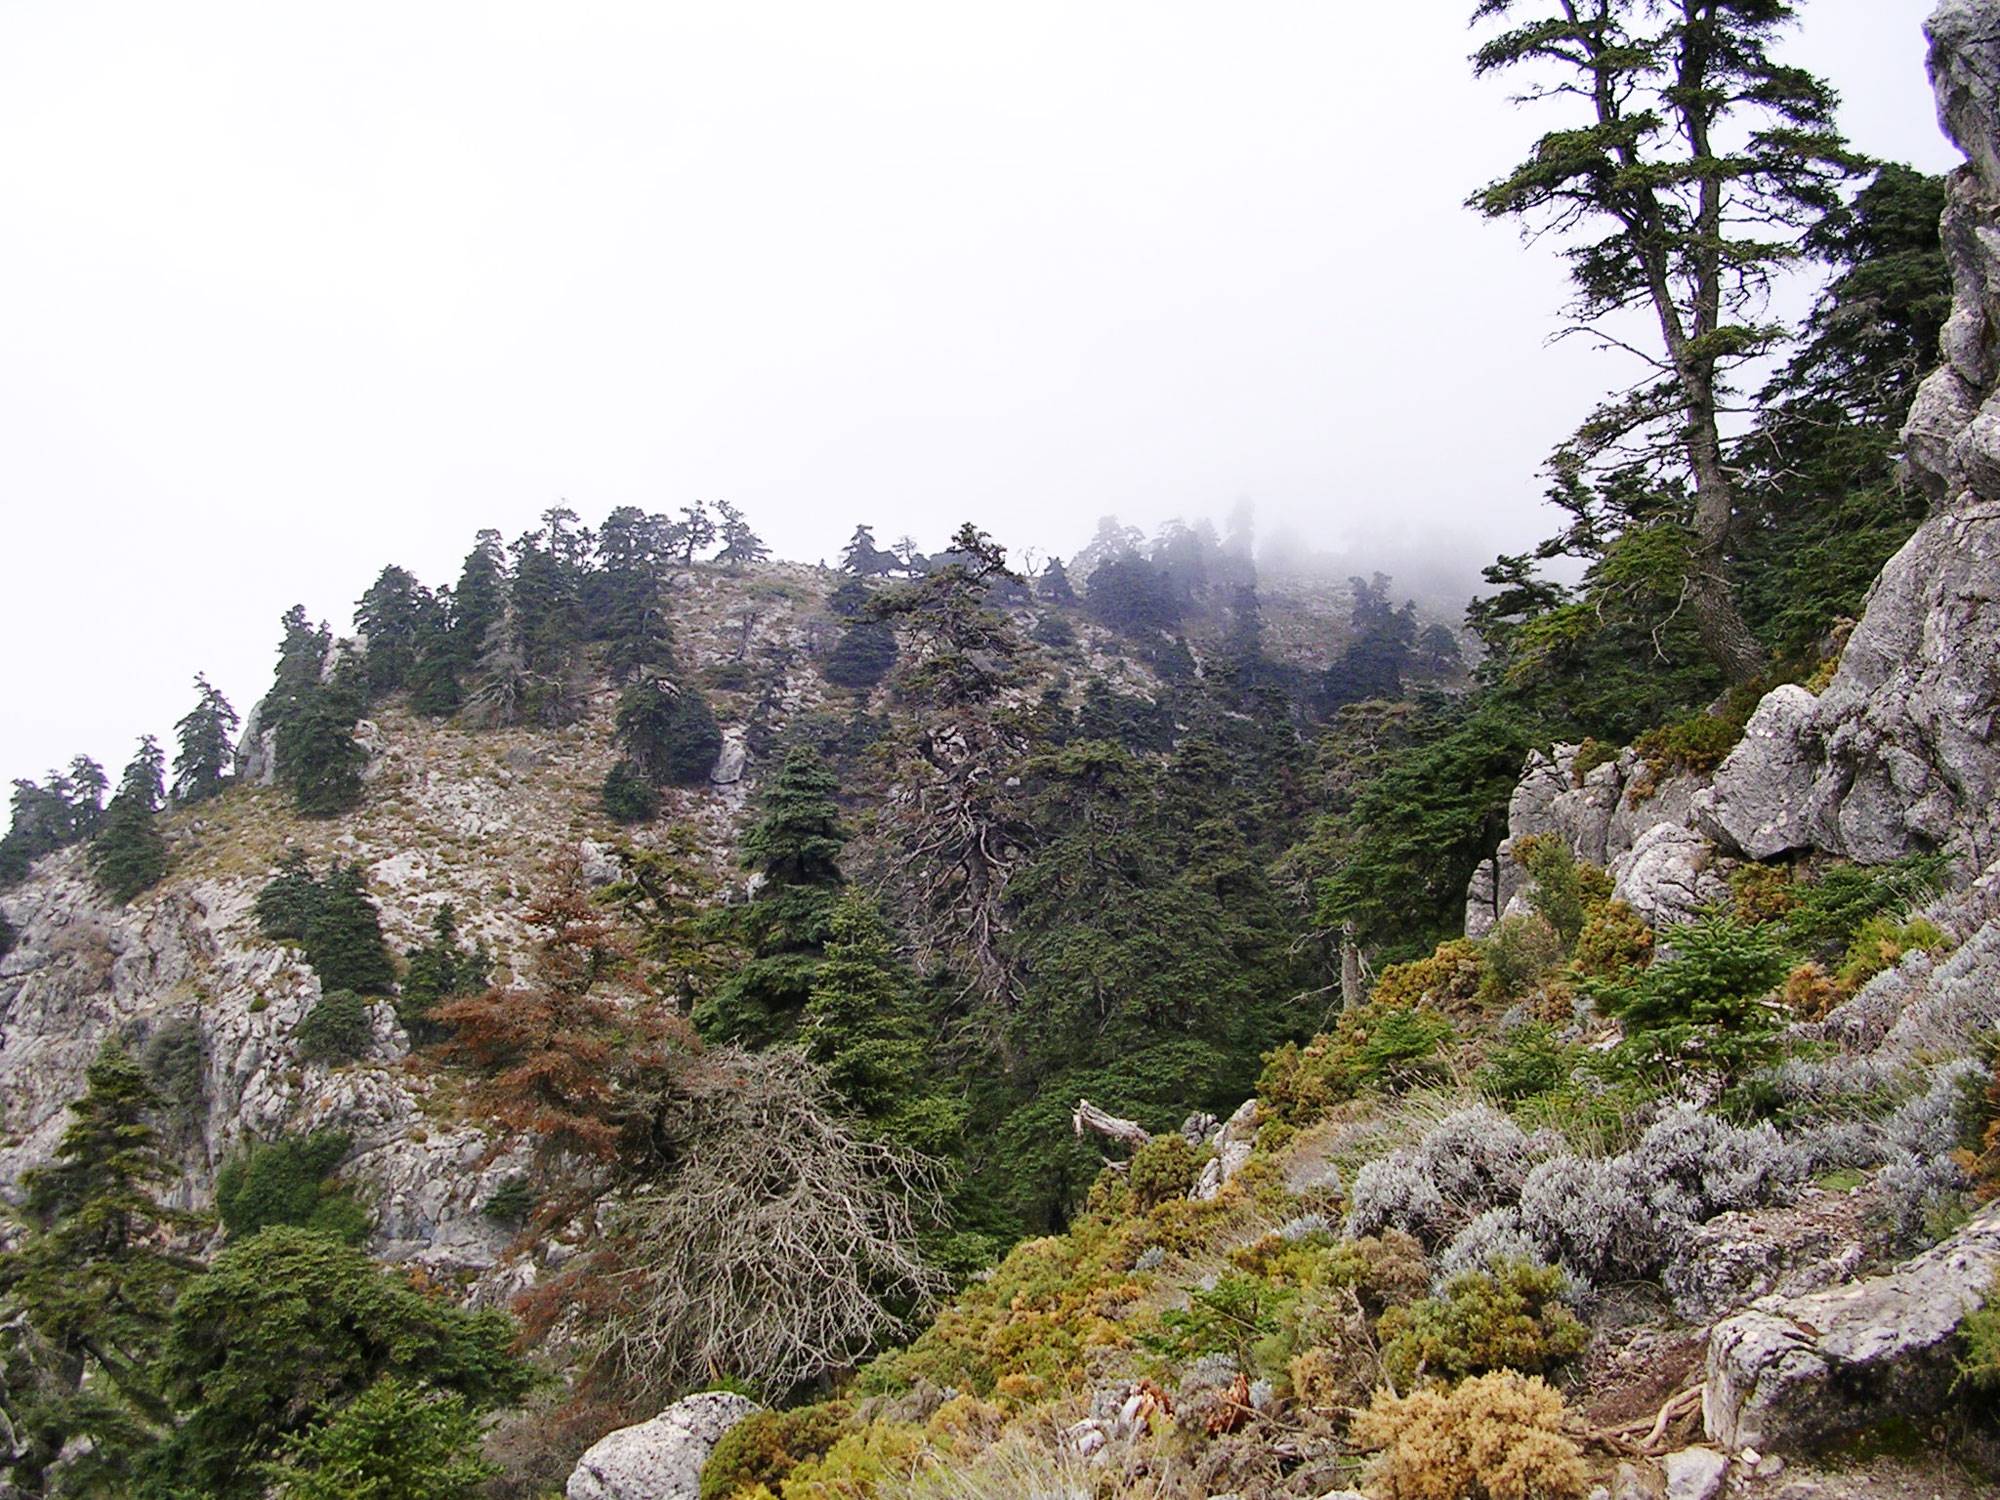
[565,1391,758,1500]
[1704,1202,2000,1452]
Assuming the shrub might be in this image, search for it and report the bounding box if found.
[1834,915,1950,997]
[143,1017,208,1126]
[1782,960,1839,1020]
[1374,940,1485,1011]
[1570,899,1653,981]
[1956,1268,2000,1394]
[1127,1134,1199,1211]
[1783,853,1951,962]
[293,989,371,1064]
[1417,1105,1537,1218]
[256,1376,495,1500]
[255,852,320,941]
[700,1402,855,1500]
[1512,836,1606,948]
[1592,916,1792,1092]
[1571,738,1617,780]
[1333,1230,1433,1317]
[1257,1003,1454,1125]
[1348,1149,1451,1246]
[1517,1154,1656,1284]
[601,760,661,824]
[1351,1370,1589,1500]
[1634,704,1750,781]
[823,619,898,690]
[1731,863,1798,925]
[1477,1023,1572,1102]
[1436,1209,1549,1285]
[1479,914,1566,1004]
[1625,1106,1805,1224]
[214,1130,371,1244]
[481,1175,536,1227]
[1377,1260,1587,1389]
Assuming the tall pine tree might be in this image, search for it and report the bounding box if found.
[90,738,168,903]
[172,674,239,805]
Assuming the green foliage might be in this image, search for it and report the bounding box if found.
[802,890,965,1156]
[1834,915,1950,996]
[1957,1269,2000,1395]
[1633,699,1754,784]
[396,904,489,1044]
[1258,1003,1454,1126]
[0,905,14,960]
[353,566,441,702]
[480,1175,535,1227]
[1592,917,1792,1092]
[2,756,109,888]
[172,673,239,805]
[1,1043,191,1494]
[275,671,368,818]
[615,679,724,786]
[293,990,372,1064]
[257,1376,495,1500]
[698,747,846,1046]
[1126,1134,1199,1212]
[1512,835,1604,948]
[700,1402,856,1500]
[601,758,661,823]
[1152,1271,1289,1369]
[1376,1261,1586,1389]
[147,1226,533,1498]
[822,617,898,689]
[1373,939,1485,1011]
[258,859,396,996]
[1783,853,1951,963]
[1570,898,1653,981]
[1477,1023,1573,1103]
[214,1131,370,1244]
[1479,914,1567,1004]
[89,736,169,903]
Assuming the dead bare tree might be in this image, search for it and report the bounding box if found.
[587,1047,945,1403]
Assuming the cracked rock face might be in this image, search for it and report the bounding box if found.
[565,1391,758,1500]
[1704,1203,2000,1452]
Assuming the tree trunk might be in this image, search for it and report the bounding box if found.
[1340,922,1364,1012]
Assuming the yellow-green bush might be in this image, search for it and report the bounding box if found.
[1730,863,1798,925]
[1352,1370,1589,1500]
[1834,915,1949,996]
[1375,1261,1586,1390]
[701,1403,855,1500]
[777,1422,930,1500]
[1127,1134,1199,1211]
[1257,1004,1455,1126]
[1478,915,1566,1004]
[1374,940,1485,1012]
[1569,899,1652,982]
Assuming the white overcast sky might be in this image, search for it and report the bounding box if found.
[0,0,1959,788]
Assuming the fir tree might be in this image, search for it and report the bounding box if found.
[1469,0,1862,682]
[255,851,321,941]
[301,862,396,996]
[802,890,962,1155]
[839,524,896,577]
[821,616,898,690]
[445,529,508,676]
[695,746,846,1044]
[146,1227,531,1499]
[1037,556,1077,605]
[614,680,722,786]
[594,506,676,682]
[172,673,239,805]
[0,1044,192,1493]
[264,605,332,729]
[714,500,770,569]
[396,904,490,1043]
[600,759,661,824]
[274,671,367,818]
[353,565,438,700]
[89,737,169,903]
[673,499,716,566]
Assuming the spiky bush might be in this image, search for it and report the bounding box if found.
[1352,1371,1589,1500]
[1376,1260,1587,1389]
[1878,1150,1968,1250]
[1625,1106,1806,1224]
[1127,1134,1199,1211]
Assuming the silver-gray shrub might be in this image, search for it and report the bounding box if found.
[1346,1147,1451,1246]
[1877,1149,1969,1251]
[1882,1058,1986,1159]
[1517,1153,1659,1284]
[1416,1104,1537,1217]
[1278,1213,1334,1243]
[1625,1106,1806,1223]
[1435,1207,1556,1289]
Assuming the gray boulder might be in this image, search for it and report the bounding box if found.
[1697,686,1821,860]
[1703,1202,2000,1452]
[566,1391,759,1500]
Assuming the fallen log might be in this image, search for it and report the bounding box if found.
[1072,1098,1151,1151]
